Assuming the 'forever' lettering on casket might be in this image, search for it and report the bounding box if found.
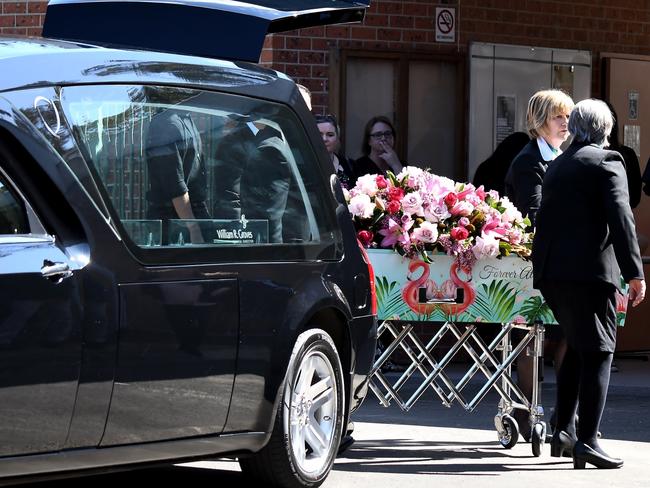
[477,263,533,280]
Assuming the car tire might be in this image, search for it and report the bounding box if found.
[239,328,345,488]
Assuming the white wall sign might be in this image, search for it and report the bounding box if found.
[435,7,456,43]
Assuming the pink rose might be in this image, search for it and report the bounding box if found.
[450,226,469,241]
[444,192,458,207]
[388,186,405,202]
[376,175,388,189]
[357,230,374,246]
[450,201,474,217]
[386,200,401,214]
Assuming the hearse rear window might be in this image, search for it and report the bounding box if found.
[60,84,336,252]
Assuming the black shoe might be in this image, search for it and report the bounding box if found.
[549,412,601,439]
[573,441,623,469]
[550,430,576,458]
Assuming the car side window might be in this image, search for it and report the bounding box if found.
[60,85,336,252]
[0,171,30,235]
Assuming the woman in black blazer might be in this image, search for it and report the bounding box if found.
[533,99,646,469]
[504,89,574,440]
[505,89,574,226]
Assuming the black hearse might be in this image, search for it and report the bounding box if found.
[0,1,376,487]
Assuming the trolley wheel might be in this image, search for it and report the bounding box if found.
[498,414,519,449]
[531,422,546,457]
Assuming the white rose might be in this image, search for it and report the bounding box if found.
[400,192,424,216]
[348,194,375,219]
[396,166,425,188]
[472,234,500,259]
[355,174,380,197]
[411,221,439,244]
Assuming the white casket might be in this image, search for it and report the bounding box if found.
[368,249,629,326]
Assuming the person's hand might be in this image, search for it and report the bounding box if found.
[188,222,205,244]
[378,140,402,173]
[629,278,646,307]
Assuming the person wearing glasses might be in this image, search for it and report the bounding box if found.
[315,114,355,189]
[354,115,404,179]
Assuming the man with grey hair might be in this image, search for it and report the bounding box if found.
[532,98,645,469]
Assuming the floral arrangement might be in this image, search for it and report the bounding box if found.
[345,167,533,268]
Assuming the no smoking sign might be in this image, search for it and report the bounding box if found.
[435,7,456,43]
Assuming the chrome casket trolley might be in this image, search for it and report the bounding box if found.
[367,250,557,456]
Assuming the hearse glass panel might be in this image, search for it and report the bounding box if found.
[60,84,339,260]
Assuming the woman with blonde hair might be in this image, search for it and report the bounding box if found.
[505,89,575,225]
[505,89,574,442]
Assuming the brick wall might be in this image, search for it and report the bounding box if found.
[5,0,650,113]
[261,0,650,114]
[0,1,47,36]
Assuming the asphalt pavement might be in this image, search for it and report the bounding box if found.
[175,355,650,488]
[322,355,650,487]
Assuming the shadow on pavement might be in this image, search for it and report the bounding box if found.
[356,366,650,443]
[335,438,571,475]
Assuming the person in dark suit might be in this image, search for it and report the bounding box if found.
[505,89,574,226]
[504,89,574,440]
[213,114,292,244]
[533,99,646,469]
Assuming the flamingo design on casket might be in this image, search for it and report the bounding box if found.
[401,260,476,316]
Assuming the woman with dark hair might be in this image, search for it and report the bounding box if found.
[354,115,403,178]
[315,114,355,189]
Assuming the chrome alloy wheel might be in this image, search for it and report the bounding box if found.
[287,349,338,475]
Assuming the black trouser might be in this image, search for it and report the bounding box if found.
[541,280,617,447]
[555,347,612,445]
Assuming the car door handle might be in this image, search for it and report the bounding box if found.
[41,260,73,283]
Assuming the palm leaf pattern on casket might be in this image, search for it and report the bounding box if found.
[519,295,555,325]
[469,279,519,324]
[375,276,405,318]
